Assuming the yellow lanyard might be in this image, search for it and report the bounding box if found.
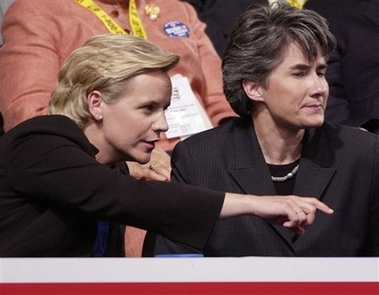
[128,0,147,38]
[286,0,307,9]
[75,0,147,39]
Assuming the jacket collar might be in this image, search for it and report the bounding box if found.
[229,119,336,197]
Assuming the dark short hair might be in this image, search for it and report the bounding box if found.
[222,4,336,117]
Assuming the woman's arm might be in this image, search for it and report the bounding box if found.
[221,193,333,235]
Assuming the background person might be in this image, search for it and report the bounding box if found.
[182,0,307,57]
[0,0,236,152]
[182,0,269,57]
[149,4,379,257]
[304,0,379,133]
[0,0,12,45]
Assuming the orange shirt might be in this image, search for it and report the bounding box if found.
[0,0,236,151]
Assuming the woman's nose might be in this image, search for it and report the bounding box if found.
[152,112,169,132]
[310,75,328,97]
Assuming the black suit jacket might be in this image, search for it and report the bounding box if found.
[183,0,268,56]
[152,118,379,256]
[305,0,379,131]
[0,115,224,256]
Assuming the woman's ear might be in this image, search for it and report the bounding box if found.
[87,90,103,121]
[242,78,264,102]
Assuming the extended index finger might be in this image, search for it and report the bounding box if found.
[305,198,334,215]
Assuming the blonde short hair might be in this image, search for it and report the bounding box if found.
[50,34,179,128]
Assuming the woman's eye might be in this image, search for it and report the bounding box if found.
[292,72,305,77]
[144,105,154,112]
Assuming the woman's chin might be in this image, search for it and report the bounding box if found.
[134,153,152,165]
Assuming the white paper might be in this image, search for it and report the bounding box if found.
[165,75,213,139]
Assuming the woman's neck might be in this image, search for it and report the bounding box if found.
[252,113,304,165]
[83,122,118,165]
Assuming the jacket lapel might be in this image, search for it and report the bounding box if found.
[285,127,336,247]
[229,122,296,249]
[295,127,336,198]
[229,120,277,196]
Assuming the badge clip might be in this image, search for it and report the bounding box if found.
[145,4,160,21]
